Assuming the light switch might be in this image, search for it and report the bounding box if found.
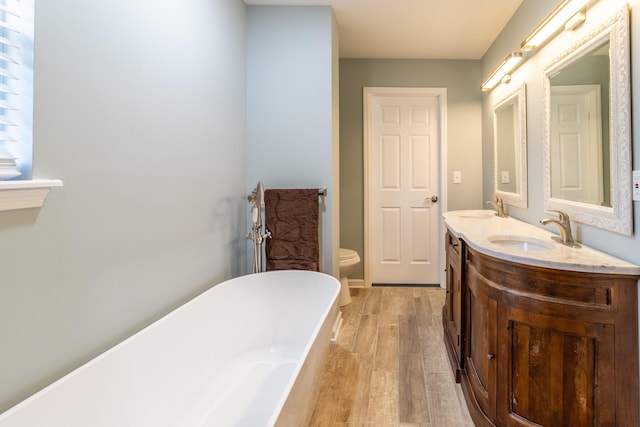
[501,171,510,184]
[453,171,462,184]
[633,170,640,202]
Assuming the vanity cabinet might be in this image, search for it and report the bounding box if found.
[446,241,639,426]
[443,231,465,380]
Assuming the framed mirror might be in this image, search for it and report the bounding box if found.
[543,5,631,235]
[493,84,527,208]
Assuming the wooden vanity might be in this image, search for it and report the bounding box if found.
[442,211,640,426]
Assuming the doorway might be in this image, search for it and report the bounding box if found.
[363,87,447,287]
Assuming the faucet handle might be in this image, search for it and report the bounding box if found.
[546,209,570,224]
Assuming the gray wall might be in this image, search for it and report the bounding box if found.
[482,0,640,267]
[339,59,483,280]
[0,0,247,412]
[246,6,340,277]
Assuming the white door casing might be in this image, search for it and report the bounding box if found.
[364,87,447,287]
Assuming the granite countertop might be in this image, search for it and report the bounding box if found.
[443,210,640,275]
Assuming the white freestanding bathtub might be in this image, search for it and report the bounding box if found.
[0,270,340,427]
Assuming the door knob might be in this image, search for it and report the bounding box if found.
[430,195,439,203]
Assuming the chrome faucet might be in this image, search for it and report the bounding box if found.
[485,196,507,218]
[540,210,579,247]
[246,181,271,273]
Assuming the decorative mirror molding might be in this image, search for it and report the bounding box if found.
[543,5,631,235]
[493,83,527,208]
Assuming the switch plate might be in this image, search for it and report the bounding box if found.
[453,171,462,184]
[633,170,640,201]
[501,171,510,184]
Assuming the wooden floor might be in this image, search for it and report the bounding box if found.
[309,286,474,427]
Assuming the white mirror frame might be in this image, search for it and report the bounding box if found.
[493,83,527,208]
[543,5,631,235]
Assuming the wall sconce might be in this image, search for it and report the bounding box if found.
[521,0,588,51]
[481,52,523,91]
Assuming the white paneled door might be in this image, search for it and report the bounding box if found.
[364,88,444,286]
[550,85,604,206]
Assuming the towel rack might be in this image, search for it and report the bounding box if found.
[318,187,327,196]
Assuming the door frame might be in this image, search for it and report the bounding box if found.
[363,87,448,288]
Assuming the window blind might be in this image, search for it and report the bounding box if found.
[0,0,21,179]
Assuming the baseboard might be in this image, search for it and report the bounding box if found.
[372,282,440,287]
[348,279,445,288]
[348,279,365,288]
[331,311,343,342]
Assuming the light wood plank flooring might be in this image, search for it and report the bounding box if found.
[309,286,474,427]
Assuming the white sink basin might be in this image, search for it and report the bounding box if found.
[487,235,555,252]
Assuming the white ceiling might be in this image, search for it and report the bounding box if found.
[244,0,524,59]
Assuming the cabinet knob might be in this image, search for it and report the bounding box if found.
[487,354,495,360]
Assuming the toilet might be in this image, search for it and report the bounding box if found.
[338,248,360,306]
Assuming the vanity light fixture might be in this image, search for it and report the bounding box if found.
[480,52,523,91]
[564,9,586,31]
[521,0,588,51]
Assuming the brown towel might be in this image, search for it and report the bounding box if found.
[264,188,319,271]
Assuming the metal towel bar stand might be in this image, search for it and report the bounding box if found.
[248,184,327,273]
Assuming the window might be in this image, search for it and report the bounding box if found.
[0,0,61,212]
[0,0,33,181]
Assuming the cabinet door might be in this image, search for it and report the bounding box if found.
[502,306,614,427]
[445,243,462,362]
[465,264,498,421]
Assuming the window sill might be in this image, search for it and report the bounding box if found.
[0,179,63,211]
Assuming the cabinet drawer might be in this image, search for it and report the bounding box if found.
[447,232,462,256]
[467,248,622,313]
